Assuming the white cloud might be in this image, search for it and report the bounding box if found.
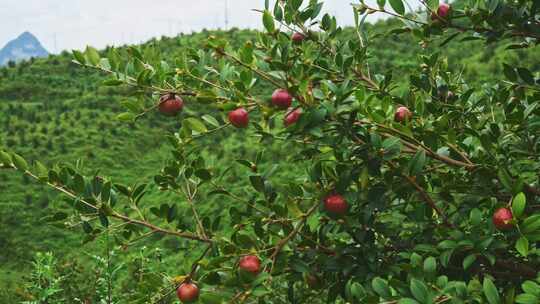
[0,0,417,53]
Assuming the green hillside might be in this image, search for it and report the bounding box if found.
[0,21,538,302]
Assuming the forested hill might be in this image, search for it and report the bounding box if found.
[0,21,538,301]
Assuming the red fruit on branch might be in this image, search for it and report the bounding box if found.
[431,3,452,20]
[292,32,305,43]
[493,207,513,230]
[271,89,293,109]
[158,94,184,116]
[228,108,249,128]
[394,106,412,123]
[239,255,261,274]
[176,282,199,303]
[284,108,302,127]
[324,194,348,215]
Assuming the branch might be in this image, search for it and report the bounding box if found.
[269,202,320,271]
[175,186,208,240]
[79,62,197,97]
[387,162,453,227]
[220,51,285,89]
[23,170,211,243]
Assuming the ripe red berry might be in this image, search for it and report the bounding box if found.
[239,255,261,274]
[271,89,293,109]
[324,194,348,215]
[158,94,184,116]
[228,108,249,128]
[176,282,199,303]
[394,106,412,123]
[493,207,513,230]
[431,3,452,20]
[292,32,305,43]
[284,108,302,127]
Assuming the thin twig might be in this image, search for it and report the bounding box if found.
[269,202,320,271]
[23,170,211,243]
[387,162,453,227]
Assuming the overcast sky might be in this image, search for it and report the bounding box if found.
[0,0,416,53]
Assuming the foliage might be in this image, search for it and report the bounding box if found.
[1,0,540,303]
[20,252,64,304]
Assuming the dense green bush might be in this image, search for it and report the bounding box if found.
[1,0,540,303]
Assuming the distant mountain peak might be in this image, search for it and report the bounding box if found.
[0,31,49,66]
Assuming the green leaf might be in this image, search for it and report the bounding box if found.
[522,281,540,296]
[185,118,208,133]
[372,277,392,299]
[195,169,212,181]
[45,212,68,222]
[263,10,275,33]
[273,1,283,21]
[347,281,366,301]
[483,277,500,304]
[12,153,28,171]
[511,192,526,219]
[521,215,540,234]
[377,0,387,9]
[290,0,303,10]
[99,214,109,228]
[167,204,177,223]
[85,46,100,65]
[470,208,482,226]
[426,0,439,10]
[0,151,12,166]
[517,68,535,85]
[462,254,476,270]
[502,64,517,82]
[72,50,86,64]
[440,249,454,267]
[382,136,402,160]
[389,0,405,15]
[408,150,426,175]
[423,256,437,274]
[34,161,48,179]
[515,236,529,257]
[117,112,135,122]
[249,175,265,193]
[202,115,220,128]
[200,292,224,304]
[73,174,85,193]
[102,79,124,86]
[515,294,539,304]
[497,169,513,192]
[410,279,428,303]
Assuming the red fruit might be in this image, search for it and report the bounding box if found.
[158,94,184,116]
[271,89,293,109]
[228,108,249,128]
[284,108,302,126]
[493,207,513,230]
[431,3,452,20]
[324,194,348,215]
[176,282,199,303]
[239,255,261,274]
[292,32,305,43]
[394,106,412,123]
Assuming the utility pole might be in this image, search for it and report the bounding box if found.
[224,0,229,30]
[53,33,57,54]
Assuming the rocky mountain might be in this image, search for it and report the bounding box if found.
[0,31,49,66]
